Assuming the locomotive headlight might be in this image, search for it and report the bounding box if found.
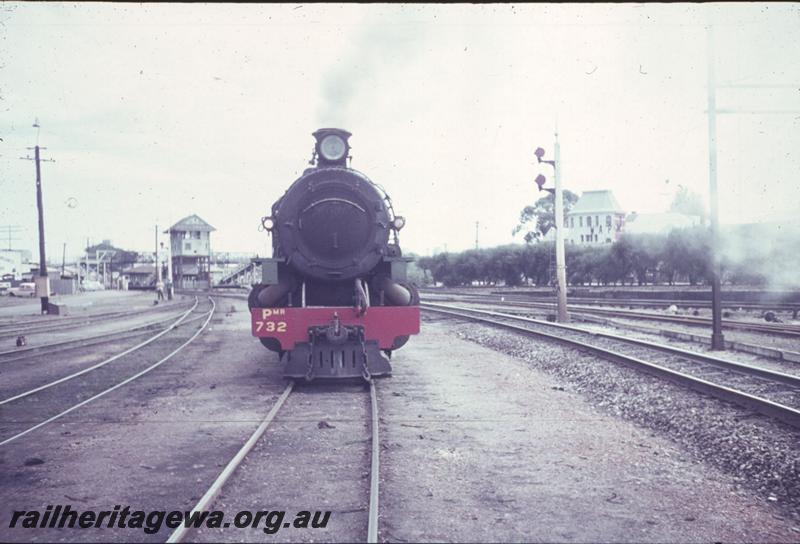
[319,134,347,161]
[392,216,406,230]
[262,216,275,231]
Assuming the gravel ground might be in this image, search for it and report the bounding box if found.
[435,314,800,521]
[381,317,799,541]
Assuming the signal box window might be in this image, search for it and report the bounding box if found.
[185,242,191,251]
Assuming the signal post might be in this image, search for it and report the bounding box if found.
[535,136,569,323]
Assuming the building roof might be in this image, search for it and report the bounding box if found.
[166,214,216,233]
[568,190,625,215]
[86,241,121,253]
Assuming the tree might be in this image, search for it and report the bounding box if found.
[624,234,660,285]
[660,227,711,285]
[670,186,706,223]
[520,243,553,286]
[416,256,433,284]
[513,189,579,243]
[566,245,601,286]
[491,246,524,286]
[608,237,635,285]
[418,252,454,286]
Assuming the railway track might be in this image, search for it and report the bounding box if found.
[527,297,800,313]
[0,296,215,447]
[422,290,800,313]
[0,304,202,365]
[423,295,800,339]
[167,379,382,543]
[423,302,800,429]
[0,298,195,340]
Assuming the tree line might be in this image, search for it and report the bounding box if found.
[415,226,796,288]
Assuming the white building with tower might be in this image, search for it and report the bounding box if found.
[566,190,627,245]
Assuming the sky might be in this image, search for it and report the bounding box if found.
[1,3,799,261]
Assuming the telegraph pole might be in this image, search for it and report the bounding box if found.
[33,145,49,313]
[704,23,800,349]
[475,221,479,250]
[20,121,55,314]
[706,24,725,350]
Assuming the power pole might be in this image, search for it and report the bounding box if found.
[61,242,66,277]
[704,23,800,349]
[706,23,724,350]
[20,121,55,314]
[475,221,479,250]
[706,25,725,350]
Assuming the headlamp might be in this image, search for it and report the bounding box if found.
[319,134,347,161]
[392,216,406,230]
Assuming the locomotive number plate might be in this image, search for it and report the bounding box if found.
[253,308,288,333]
[251,306,420,351]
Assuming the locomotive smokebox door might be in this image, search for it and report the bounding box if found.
[273,168,392,282]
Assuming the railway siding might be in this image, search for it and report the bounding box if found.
[593,316,800,363]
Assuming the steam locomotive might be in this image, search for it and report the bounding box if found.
[248,128,420,380]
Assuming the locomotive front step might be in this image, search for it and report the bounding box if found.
[283,340,391,379]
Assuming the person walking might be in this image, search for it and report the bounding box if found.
[156,278,165,302]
